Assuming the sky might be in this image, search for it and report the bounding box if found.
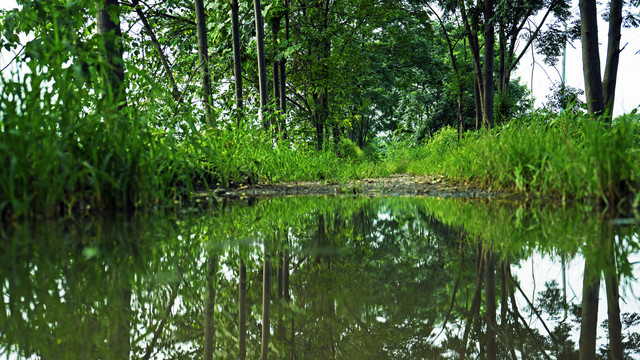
[513,2,640,116]
[1,0,639,116]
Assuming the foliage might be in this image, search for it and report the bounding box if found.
[545,82,586,113]
[3,196,638,358]
[0,0,638,218]
[388,111,640,203]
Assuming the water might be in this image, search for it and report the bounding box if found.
[1,196,639,359]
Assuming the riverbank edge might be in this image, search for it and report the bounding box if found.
[194,174,503,200]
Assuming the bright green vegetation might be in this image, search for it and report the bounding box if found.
[2,196,639,358]
[387,111,640,205]
[0,98,388,216]
[1,0,639,217]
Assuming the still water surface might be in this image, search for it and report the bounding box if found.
[1,196,639,359]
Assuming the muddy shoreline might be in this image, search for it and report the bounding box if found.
[195,174,498,199]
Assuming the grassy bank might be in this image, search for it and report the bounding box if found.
[3,74,638,219]
[0,87,388,217]
[386,110,640,205]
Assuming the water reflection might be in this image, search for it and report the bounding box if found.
[1,198,639,359]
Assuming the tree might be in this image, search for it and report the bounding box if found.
[195,0,214,128]
[231,0,244,127]
[261,253,272,360]
[578,0,637,118]
[97,0,126,111]
[254,0,270,128]
[203,254,217,360]
[238,258,247,360]
[482,0,496,129]
[494,0,571,123]
[579,0,606,117]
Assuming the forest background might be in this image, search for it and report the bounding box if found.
[1,0,640,217]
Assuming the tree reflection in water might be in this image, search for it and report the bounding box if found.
[1,197,638,359]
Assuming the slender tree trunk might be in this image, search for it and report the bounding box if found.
[239,258,247,360]
[457,91,463,141]
[254,0,270,128]
[108,273,131,360]
[280,0,290,139]
[579,256,600,360]
[231,0,244,127]
[602,0,623,118]
[484,243,497,360]
[204,254,217,360]
[290,317,296,360]
[500,261,507,325]
[460,244,484,360]
[579,0,605,116]
[194,0,213,128]
[604,236,624,360]
[261,254,271,360]
[474,81,482,130]
[273,57,280,126]
[498,24,506,94]
[459,0,484,112]
[277,251,283,299]
[97,0,126,110]
[497,23,507,124]
[272,19,281,118]
[483,0,495,129]
[276,249,285,342]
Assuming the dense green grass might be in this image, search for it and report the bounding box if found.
[0,77,388,217]
[2,62,637,219]
[386,110,640,205]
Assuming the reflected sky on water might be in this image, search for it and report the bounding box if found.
[1,197,639,359]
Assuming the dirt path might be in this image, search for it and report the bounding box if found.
[198,174,496,199]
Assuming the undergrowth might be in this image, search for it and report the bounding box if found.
[0,71,387,218]
[3,53,636,218]
[386,110,640,204]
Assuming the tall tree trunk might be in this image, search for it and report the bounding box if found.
[457,91,463,141]
[271,18,283,137]
[204,254,217,360]
[279,0,290,139]
[579,0,605,116]
[483,0,495,129]
[97,0,126,111]
[474,81,482,130]
[194,0,213,128]
[484,243,497,360]
[459,0,484,113]
[604,235,623,360]
[460,244,484,360]
[579,256,600,360]
[231,0,244,127]
[276,249,285,342]
[500,261,507,325]
[284,250,290,300]
[497,23,507,124]
[277,251,283,299]
[239,258,247,360]
[254,0,270,128]
[602,0,623,118]
[273,58,280,123]
[261,254,271,360]
[498,23,506,94]
[108,273,131,360]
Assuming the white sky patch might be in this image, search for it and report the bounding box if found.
[515,1,640,116]
[514,250,640,353]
